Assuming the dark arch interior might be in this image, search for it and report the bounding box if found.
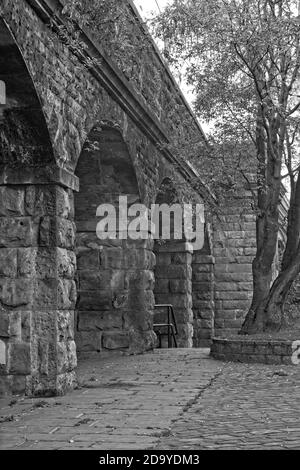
[74,125,153,356]
[0,19,54,166]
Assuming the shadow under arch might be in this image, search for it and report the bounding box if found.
[74,123,156,356]
[0,18,55,167]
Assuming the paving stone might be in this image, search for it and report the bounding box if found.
[0,349,299,450]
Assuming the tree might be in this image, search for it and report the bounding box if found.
[153,0,300,333]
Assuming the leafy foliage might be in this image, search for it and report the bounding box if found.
[153,0,300,198]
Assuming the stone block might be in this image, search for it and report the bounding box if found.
[223,300,249,310]
[21,312,31,342]
[125,249,156,270]
[227,264,252,273]
[0,375,12,395]
[8,342,31,375]
[17,248,37,277]
[57,341,76,374]
[78,290,112,311]
[8,312,22,338]
[154,265,192,280]
[77,249,100,270]
[25,186,72,219]
[0,187,24,216]
[126,289,155,310]
[78,311,123,331]
[154,279,170,294]
[102,332,129,350]
[169,279,191,294]
[0,248,17,277]
[76,330,102,352]
[0,218,37,248]
[123,309,153,331]
[215,272,253,283]
[56,187,73,219]
[174,308,193,323]
[33,279,57,308]
[100,247,123,269]
[57,311,74,341]
[192,264,212,274]
[192,254,215,264]
[57,280,76,310]
[0,278,33,308]
[57,248,76,279]
[0,313,9,338]
[79,270,113,291]
[192,272,213,282]
[0,339,6,365]
[171,252,192,265]
[215,291,252,300]
[125,270,155,292]
[30,312,57,376]
[194,307,214,319]
[154,252,171,266]
[39,217,75,249]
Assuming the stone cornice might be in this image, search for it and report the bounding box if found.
[0,165,79,191]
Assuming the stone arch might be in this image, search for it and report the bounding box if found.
[0,19,78,397]
[153,177,194,348]
[74,123,156,356]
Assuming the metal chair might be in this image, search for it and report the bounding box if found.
[153,304,178,348]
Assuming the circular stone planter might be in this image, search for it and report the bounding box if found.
[211,337,299,365]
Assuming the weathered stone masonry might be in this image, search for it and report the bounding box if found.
[0,0,261,396]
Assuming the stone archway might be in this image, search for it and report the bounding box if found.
[153,178,194,348]
[74,124,156,358]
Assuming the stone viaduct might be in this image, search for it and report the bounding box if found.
[0,0,259,396]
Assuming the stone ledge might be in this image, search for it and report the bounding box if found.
[211,337,298,365]
[0,165,79,192]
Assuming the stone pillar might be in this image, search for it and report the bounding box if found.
[154,242,193,348]
[192,254,215,347]
[0,166,78,397]
[76,233,156,355]
[213,200,256,337]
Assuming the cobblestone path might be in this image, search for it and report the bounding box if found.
[0,349,299,450]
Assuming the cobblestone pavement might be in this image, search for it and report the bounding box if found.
[0,349,299,450]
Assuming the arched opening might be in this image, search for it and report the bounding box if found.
[0,19,54,167]
[74,124,156,357]
[153,178,194,348]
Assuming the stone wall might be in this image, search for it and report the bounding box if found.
[211,337,297,365]
[0,0,212,396]
[0,0,275,397]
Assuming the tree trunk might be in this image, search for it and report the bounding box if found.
[239,236,276,334]
[264,172,300,329]
[241,165,300,335]
[240,111,283,334]
[264,251,300,330]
